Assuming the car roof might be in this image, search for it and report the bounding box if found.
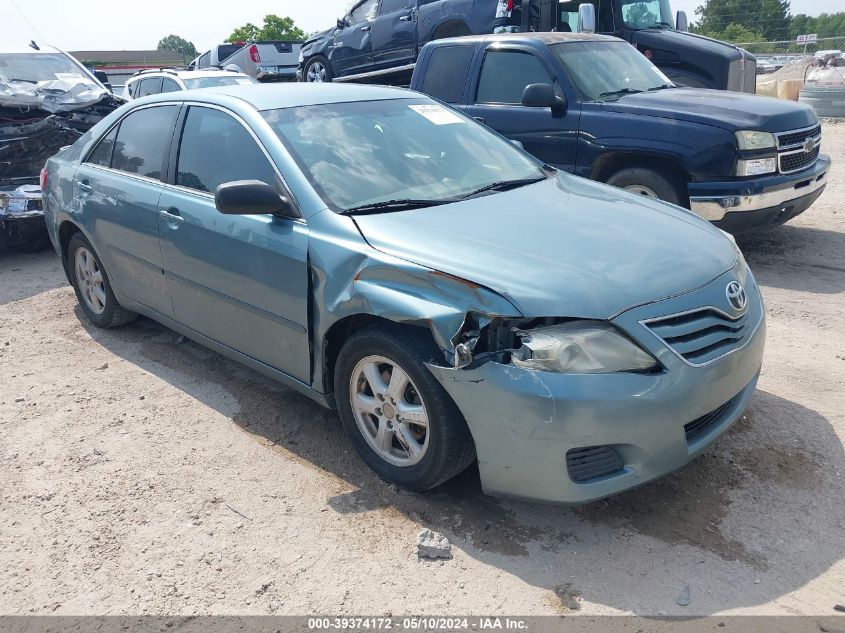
[432,32,620,47]
[0,42,63,55]
[137,82,418,111]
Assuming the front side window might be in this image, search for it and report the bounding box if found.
[476,51,552,104]
[182,76,257,89]
[421,46,474,104]
[198,52,211,68]
[137,77,162,97]
[620,0,674,29]
[262,99,546,211]
[349,0,379,23]
[552,41,672,100]
[176,107,277,194]
[380,0,410,14]
[111,106,178,180]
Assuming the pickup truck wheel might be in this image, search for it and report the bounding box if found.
[303,56,333,83]
[67,232,137,328]
[334,324,476,491]
[606,167,686,207]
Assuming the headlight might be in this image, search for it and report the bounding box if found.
[736,130,776,151]
[736,157,776,176]
[512,321,659,374]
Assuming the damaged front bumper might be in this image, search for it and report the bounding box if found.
[426,270,766,504]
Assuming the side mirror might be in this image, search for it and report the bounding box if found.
[578,4,596,34]
[94,70,110,84]
[676,10,689,32]
[522,83,567,112]
[337,16,349,29]
[215,180,299,218]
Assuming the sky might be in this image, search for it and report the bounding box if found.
[3,0,843,52]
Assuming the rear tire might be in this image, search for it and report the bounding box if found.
[606,166,688,207]
[67,232,137,328]
[303,55,333,83]
[334,324,476,491]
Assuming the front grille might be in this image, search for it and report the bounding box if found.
[645,308,750,365]
[780,146,821,173]
[776,125,822,174]
[566,446,624,483]
[727,50,756,93]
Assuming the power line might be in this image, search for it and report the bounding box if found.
[8,0,45,43]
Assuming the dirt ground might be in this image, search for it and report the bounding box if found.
[1,123,844,618]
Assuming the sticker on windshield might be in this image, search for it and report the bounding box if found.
[409,104,464,125]
[54,72,85,81]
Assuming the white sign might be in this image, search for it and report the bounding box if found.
[408,104,464,126]
[797,34,818,43]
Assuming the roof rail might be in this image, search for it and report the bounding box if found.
[130,67,180,77]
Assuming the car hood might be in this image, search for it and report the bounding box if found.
[303,27,335,47]
[604,87,818,132]
[353,175,738,318]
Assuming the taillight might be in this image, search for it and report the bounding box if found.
[249,44,260,63]
[506,0,514,10]
[40,166,48,191]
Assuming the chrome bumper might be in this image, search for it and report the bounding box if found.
[690,167,828,222]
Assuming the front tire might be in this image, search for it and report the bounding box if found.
[303,55,333,83]
[334,324,475,491]
[67,232,137,328]
[606,167,688,207]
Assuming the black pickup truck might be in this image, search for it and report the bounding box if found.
[299,0,755,93]
[410,32,829,233]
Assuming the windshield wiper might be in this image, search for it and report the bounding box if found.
[598,88,644,100]
[6,78,38,84]
[647,83,676,91]
[340,198,456,215]
[459,177,546,200]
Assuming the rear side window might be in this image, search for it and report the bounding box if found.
[111,106,178,180]
[176,106,277,194]
[476,50,552,104]
[138,77,162,97]
[86,126,118,167]
[160,78,181,93]
[421,46,474,104]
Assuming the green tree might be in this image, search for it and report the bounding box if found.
[694,0,791,41]
[227,15,305,42]
[719,22,765,42]
[157,34,198,62]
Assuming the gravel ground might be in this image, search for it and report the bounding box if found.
[0,123,843,618]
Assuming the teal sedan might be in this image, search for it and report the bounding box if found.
[42,84,765,503]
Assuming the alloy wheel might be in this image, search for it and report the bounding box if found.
[74,247,106,315]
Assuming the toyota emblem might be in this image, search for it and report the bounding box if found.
[726,281,748,312]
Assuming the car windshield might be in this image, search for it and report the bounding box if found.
[0,53,96,85]
[620,0,674,29]
[183,76,257,89]
[262,99,547,212]
[552,41,674,101]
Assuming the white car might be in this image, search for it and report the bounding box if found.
[122,68,257,100]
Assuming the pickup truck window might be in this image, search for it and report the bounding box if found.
[262,99,545,211]
[552,41,672,101]
[176,107,277,194]
[350,0,379,23]
[476,51,552,105]
[380,0,411,13]
[422,46,474,104]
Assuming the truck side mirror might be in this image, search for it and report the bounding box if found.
[676,11,689,32]
[578,4,596,34]
[522,83,567,113]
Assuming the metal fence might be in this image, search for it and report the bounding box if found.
[733,36,845,57]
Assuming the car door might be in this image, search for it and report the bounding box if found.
[156,105,311,383]
[72,104,179,315]
[371,0,416,69]
[465,47,580,172]
[332,0,379,76]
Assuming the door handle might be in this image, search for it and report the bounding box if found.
[399,15,412,21]
[361,25,371,32]
[473,117,486,124]
[78,181,93,194]
[159,207,184,225]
